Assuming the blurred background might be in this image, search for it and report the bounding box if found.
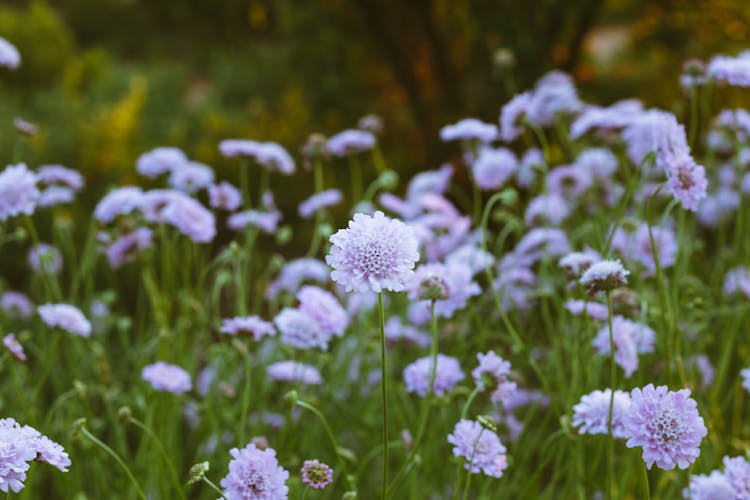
[1,0,749,201]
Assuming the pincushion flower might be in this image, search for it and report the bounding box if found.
[220,316,275,341]
[162,195,216,243]
[220,443,289,499]
[684,470,734,500]
[471,147,517,191]
[440,118,498,143]
[524,194,571,226]
[327,211,419,293]
[273,308,331,350]
[37,165,84,191]
[3,334,25,362]
[298,189,342,219]
[572,389,631,439]
[499,92,531,142]
[447,419,508,477]
[403,354,465,397]
[592,316,655,377]
[208,181,242,211]
[141,361,192,394]
[666,156,708,211]
[168,161,215,193]
[624,384,707,470]
[266,361,322,385]
[0,37,20,69]
[94,186,143,224]
[297,286,349,337]
[407,263,480,319]
[326,129,376,156]
[228,209,281,234]
[0,164,39,221]
[579,259,630,295]
[301,459,333,490]
[265,259,329,299]
[559,250,600,280]
[105,228,153,269]
[28,244,62,275]
[564,300,609,321]
[38,304,91,338]
[0,292,32,320]
[136,147,188,177]
[472,351,517,404]
[723,455,750,498]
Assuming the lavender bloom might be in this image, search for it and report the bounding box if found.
[472,147,517,190]
[327,129,376,156]
[407,263,480,319]
[13,118,36,136]
[141,361,192,394]
[698,188,740,228]
[162,195,216,243]
[724,267,750,299]
[298,189,342,219]
[576,148,618,179]
[403,354,465,397]
[472,351,517,405]
[38,186,75,208]
[297,286,349,337]
[220,443,289,499]
[28,244,62,275]
[440,118,498,143]
[136,147,188,177]
[274,308,331,350]
[94,186,143,224]
[499,92,531,142]
[526,71,582,126]
[406,164,453,204]
[0,37,20,69]
[3,334,25,362]
[445,244,494,277]
[546,164,593,199]
[666,156,708,211]
[267,361,322,385]
[219,139,260,158]
[611,222,677,272]
[37,165,84,191]
[571,389,631,439]
[301,459,333,490]
[0,292,32,320]
[570,99,643,139]
[624,384,707,470]
[684,471,734,500]
[512,227,571,267]
[564,300,609,321]
[265,259,329,299]
[228,209,281,234]
[447,419,508,477]
[559,250,600,280]
[691,355,715,390]
[327,211,419,293]
[622,110,690,170]
[37,304,91,338]
[168,161,215,193]
[723,455,750,497]
[708,54,750,87]
[105,228,153,269]
[208,182,242,211]
[579,259,630,295]
[741,367,750,393]
[254,143,295,175]
[0,164,39,221]
[140,189,179,223]
[525,194,571,226]
[384,317,429,348]
[516,148,544,188]
[592,316,655,377]
[220,316,275,341]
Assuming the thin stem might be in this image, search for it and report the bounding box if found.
[460,387,482,420]
[378,292,389,500]
[606,291,615,500]
[80,426,147,500]
[460,428,486,500]
[641,460,651,500]
[202,477,227,499]
[239,347,252,444]
[129,418,186,500]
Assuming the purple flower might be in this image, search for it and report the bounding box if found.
[208,181,242,211]
[0,164,39,221]
[220,443,289,499]
[624,384,707,470]
[611,222,677,273]
[579,259,630,295]
[723,455,750,497]
[708,54,750,87]
[572,389,632,439]
[168,161,215,193]
[105,228,153,269]
[666,156,708,211]
[297,286,349,337]
[525,194,571,226]
[472,351,517,405]
[94,186,143,224]
[516,148,544,188]
[472,147,517,190]
[298,189,342,219]
[559,250,600,280]
[406,164,453,204]
[0,292,32,320]
[254,143,295,175]
[685,470,734,500]
[576,148,618,179]
[162,195,216,243]
[141,361,192,394]
[564,300,608,321]
[447,419,508,477]
[28,243,62,275]
[546,164,593,199]
[440,118,497,143]
[38,186,75,208]
[220,316,275,341]
[622,110,690,170]
[228,209,281,234]
[741,367,750,393]
[570,99,643,139]
[136,147,188,177]
[724,267,750,298]
[266,361,322,385]
[265,259,329,299]
[38,304,91,338]
[525,71,582,126]
[37,165,84,191]
[445,244,494,277]
[327,211,419,293]
[301,459,333,490]
[407,263,480,319]
[327,129,376,156]
[0,37,20,69]
[403,354,465,397]
[219,139,260,158]
[499,92,531,142]
[3,334,25,362]
[383,317,429,348]
[274,308,331,350]
[592,316,655,378]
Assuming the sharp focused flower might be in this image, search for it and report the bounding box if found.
[447,419,508,477]
[403,354,465,397]
[472,351,517,405]
[37,304,91,338]
[141,361,192,394]
[624,384,707,470]
[220,443,289,499]
[572,389,631,439]
[300,459,333,490]
[327,211,419,293]
[220,316,275,341]
[0,164,39,221]
[274,308,331,350]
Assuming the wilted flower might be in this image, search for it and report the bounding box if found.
[0,164,39,221]
[38,304,91,338]
[624,384,707,470]
[472,351,517,405]
[327,211,419,293]
[267,361,322,385]
[274,308,331,350]
[447,419,508,477]
[220,316,275,341]
[136,147,188,177]
[3,334,25,362]
[0,37,20,69]
[208,181,242,211]
[403,354,465,397]
[301,459,333,490]
[572,389,631,439]
[579,260,630,295]
[220,443,289,499]
[141,361,192,394]
[327,129,376,156]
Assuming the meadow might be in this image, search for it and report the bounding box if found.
[3,30,750,499]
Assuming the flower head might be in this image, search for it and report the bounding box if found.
[0,164,39,221]
[267,361,322,385]
[472,351,517,405]
[28,244,62,275]
[298,189,342,219]
[37,165,84,191]
[300,459,333,490]
[0,37,20,69]
[3,334,25,362]
[168,161,215,193]
[0,292,32,320]
[94,187,143,224]
[579,260,630,295]
[265,259,329,299]
[162,195,216,243]
[220,443,289,499]
[624,384,707,470]
[209,182,242,211]
[499,92,531,142]
[684,470,734,500]
[472,147,517,191]
[407,263,480,318]
[440,118,497,143]
[572,389,631,439]
[327,211,419,293]
[327,129,376,156]
[220,316,275,341]
[592,316,655,378]
[723,455,750,498]
[38,304,91,337]
[105,228,153,269]
[297,286,349,337]
[141,361,192,394]
[666,156,708,211]
[447,419,508,477]
[273,308,331,350]
[136,147,188,177]
[403,354,465,397]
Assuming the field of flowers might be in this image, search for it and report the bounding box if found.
[4,30,750,499]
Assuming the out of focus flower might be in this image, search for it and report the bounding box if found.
[38,186,76,208]
[440,118,497,143]
[267,361,322,385]
[301,459,333,490]
[723,455,750,497]
[327,129,376,156]
[499,92,531,142]
[37,165,84,191]
[611,222,677,273]
[3,334,25,362]
[1,292,33,320]
[622,110,690,170]
[445,244,494,277]
[228,209,281,234]
[38,304,91,338]
[579,260,630,295]
[741,367,750,393]
[546,164,592,199]
[707,54,750,87]
[407,263,480,319]
[624,384,707,470]
[358,114,384,134]
[141,361,192,394]
[162,195,216,243]
[666,156,708,211]
[572,389,631,439]
[208,182,242,211]
[406,164,453,204]
[526,71,582,126]
[298,189,342,219]
[724,267,750,299]
[327,211,419,293]
[297,286,349,337]
[28,243,62,275]
[592,316,655,378]
[383,317,429,348]
[570,100,643,139]
[472,351,517,405]
[564,300,608,321]
[105,228,153,269]
[447,419,508,477]
[680,58,708,91]
[220,140,295,175]
[13,118,37,136]
[220,316,275,341]
[94,186,143,224]
[168,161,215,193]
[220,443,289,499]
[0,37,20,69]
[525,194,570,226]
[403,354,465,397]
[0,164,39,221]
[472,147,517,190]
[684,470,734,500]
[136,147,187,177]
[265,259,329,299]
[559,250,600,280]
[274,308,331,350]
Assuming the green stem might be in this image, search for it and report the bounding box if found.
[460,387,482,420]
[641,459,651,500]
[239,346,252,444]
[202,477,227,499]
[606,291,615,500]
[378,292,389,500]
[129,418,186,500]
[81,426,147,500]
[460,428,486,500]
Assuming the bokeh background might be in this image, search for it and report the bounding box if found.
[1,0,749,210]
